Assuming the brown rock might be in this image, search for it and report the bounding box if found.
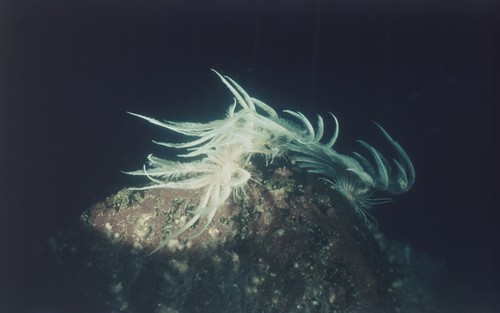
[50,157,399,313]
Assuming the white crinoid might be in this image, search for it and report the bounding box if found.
[126,70,336,253]
[126,150,250,253]
[291,122,415,225]
[126,70,415,252]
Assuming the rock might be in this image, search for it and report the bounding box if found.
[49,158,400,313]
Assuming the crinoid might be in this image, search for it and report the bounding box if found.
[126,70,415,252]
[126,150,251,253]
[291,122,415,225]
[126,70,336,253]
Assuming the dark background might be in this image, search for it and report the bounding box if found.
[0,0,497,312]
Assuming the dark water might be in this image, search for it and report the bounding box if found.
[1,1,496,312]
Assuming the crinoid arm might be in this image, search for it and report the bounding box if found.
[352,123,415,195]
[373,122,415,193]
[211,69,256,112]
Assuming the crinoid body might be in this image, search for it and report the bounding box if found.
[126,70,415,252]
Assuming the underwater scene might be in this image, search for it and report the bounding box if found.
[1,1,495,313]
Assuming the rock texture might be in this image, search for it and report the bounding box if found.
[49,158,400,313]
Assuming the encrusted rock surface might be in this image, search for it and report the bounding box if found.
[49,158,400,313]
